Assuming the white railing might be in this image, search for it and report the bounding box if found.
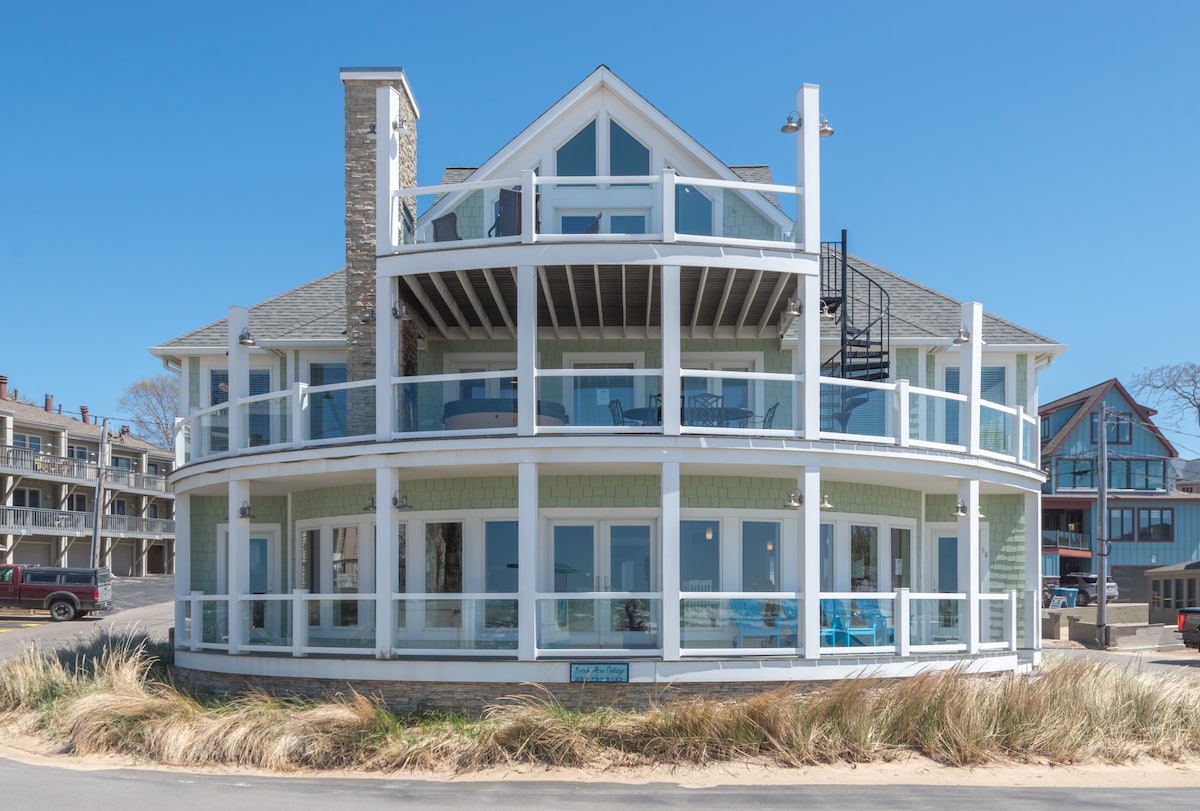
[177,589,1019,659]
[386,170,803,252]
[180,371,1038,472]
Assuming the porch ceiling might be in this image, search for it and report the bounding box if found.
[395,265,800,342]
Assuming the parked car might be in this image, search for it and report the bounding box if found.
[0,564,113,621]
[1179,607,1200,651]
[1057,572,1119,607]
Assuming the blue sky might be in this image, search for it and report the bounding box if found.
[2,1,1198,453]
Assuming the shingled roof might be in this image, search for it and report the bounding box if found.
[154,270,346,352]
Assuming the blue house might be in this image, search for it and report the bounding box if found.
[1040,378,1200,601]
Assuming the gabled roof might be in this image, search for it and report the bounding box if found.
[841,254,1058,346]
[1040,377,1177,458]
[152,270,346,354]
[0,396,167,455]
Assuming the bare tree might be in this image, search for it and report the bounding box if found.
[1131,363,1200,430]
[117,374,177,448]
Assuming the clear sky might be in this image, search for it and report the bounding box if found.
[2,1,1198,454]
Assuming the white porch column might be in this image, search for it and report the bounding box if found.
[795,83,822,252]
[801,466,822,659]
[959,478,981,653]
[960,301,984,455]
[517,461,538,660]
[662,265,681,435]
[661,462,681,659]
[227,306,250,454]
[1023,491,1042,652]
[173,493,191,647]
[374,466,399,658]
[375,86,402,253]
[516,265,537,436]
[375,274,397,440]
[227,479,250,653]
[799,272,821,440]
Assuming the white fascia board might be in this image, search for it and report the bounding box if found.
[339,67,420,121]
[379,243,820,276]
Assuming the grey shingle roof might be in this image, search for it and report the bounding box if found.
[728,165,782,210]
[0,397,167,454]
[156,270,346,350]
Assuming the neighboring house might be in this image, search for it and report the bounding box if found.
[1040,378,1200,602]
[0,375,175,576]
[152,66,1063,709]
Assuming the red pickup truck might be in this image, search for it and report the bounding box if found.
[1180,607,1200,651]
[0,564,113,621]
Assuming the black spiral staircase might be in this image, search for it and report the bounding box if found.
[818,230,891,433]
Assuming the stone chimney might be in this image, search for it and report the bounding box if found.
[340,68,418,386]
[80,405,90,425]
[44,394,53,413]
[0,375,7,400]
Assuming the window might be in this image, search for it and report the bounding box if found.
[110,499,126,515]
[13,488,40,508]
[741,521,780,591]
[1090,411,1133,445]
[146,462,160,475]
[425,522,464,628]
[1108,507,1173,541]
[444,355,517,401]
[680,521,720,592]
[556,120,596,179]
[890,528,912,589]
[945,366,1008,448]
[1108,458,1167,491]
[67,445,89,460]
[484,521,518,629]
[609,121,649,180]
[67,493,87,512]
[850,525,879,591]
[147,503,158,519]
[111,456,132,470]
[13,434,42,453]
[675,184,713,236]
[564,354,641,427]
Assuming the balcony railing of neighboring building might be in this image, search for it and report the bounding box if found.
[0,506,174,538]
[385,170,804,253]
[179,372,1040,472]
[1041,529,1090,550]
[0,445,170,494]
[176,587,1019,660]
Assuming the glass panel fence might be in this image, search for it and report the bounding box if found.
[908,389,967,447]
[240,596,293,647]
[394,374,523,434]
[818,595,894,649]
[393,597,519,651]
[196,407,229,456]
[820,381,893,439]
[910,596,965,647]
[198,599,229,646]
[1022,416,1038,464]
[241,393,292,448]
[680,596,800,649]
[305,598,376,649]
[979,402,1013,455]
[979,595,1010,647]
[536,597,662,650]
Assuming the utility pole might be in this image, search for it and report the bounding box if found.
[1096,402,1109,648]
[89,419,108,569]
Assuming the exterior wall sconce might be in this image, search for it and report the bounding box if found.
[953,500,968,519]
[237,328,255,347]
[785,299,802,318]
[238,501,255,519]
[392,492,414,511]
[363,496,377,512]
[819,302,836,322]
[361,308,377,324]
[780,112,834,137]
[392,303,411,320]
[820,494,834,510]
[785,490,803,508]
[952,326,971,345]
[366,119,408,140]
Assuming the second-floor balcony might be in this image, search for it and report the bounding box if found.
[180,369,1040,471]
[1041,529,1089,551]
[0,445,170,494]
[0,506,175,538]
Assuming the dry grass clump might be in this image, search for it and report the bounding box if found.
[4,638,1200,773]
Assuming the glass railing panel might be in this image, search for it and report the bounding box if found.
[1022,417,1037,464]
[395,374,526,434]
[680,596,800,649]
[241,394,292,448]
[818,596,894,649]
[677,375,756,429]
[197,406,229,456]
[543,373,656,429]
[393,597,519,651]
[536,597,662,650]
[820,381,893,438]
[908,389,967,447]
[979,402,1013,455]
[305,598,376,649]
[910,596,964,646]
[240,597,293,647]
[979,596,1009,646]
[199,600,229,645]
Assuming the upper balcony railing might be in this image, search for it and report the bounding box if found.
[180,372,1039,472]
[0,445,170,493]
[384,170,805,254]
[0,506,175,538]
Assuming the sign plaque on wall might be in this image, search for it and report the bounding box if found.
[569,662,629,683]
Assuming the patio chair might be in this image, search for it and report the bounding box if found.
[731,598,778,648]
[584,213,602,234]
[432,212,461,242]
[688,392,723,427]
[609,399,637,426]
[758,402,779,429]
